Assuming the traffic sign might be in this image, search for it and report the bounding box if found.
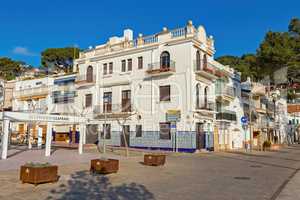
[241,116,248,124]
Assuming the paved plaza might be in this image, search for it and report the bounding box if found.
[0,145,300,200]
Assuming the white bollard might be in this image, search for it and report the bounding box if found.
[45,122,52,157]
[1,119,10,160]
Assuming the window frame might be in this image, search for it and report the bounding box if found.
[159,122,171,140]
[138,56,143,69]
[127,58,132,71]
[121,60,126,72]
[159,85,171,102]
[85,94,92,108]
[109,62,113,74]
[103,63,108,75]
[136,125,142,137]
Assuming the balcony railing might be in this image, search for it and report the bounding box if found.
[193,60,222,79]
[94,103,134,115]
[196,101,215,111]
[146,61,176,75]
[75,75,96,85]
[216,86,235,98]
[216,111,237,121]
[14,86,49,99]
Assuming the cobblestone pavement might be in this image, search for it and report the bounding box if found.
[0,145,300,200]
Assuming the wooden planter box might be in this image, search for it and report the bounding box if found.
[90,159,119,174]
[20,165,58,185]
[144,154,166,166]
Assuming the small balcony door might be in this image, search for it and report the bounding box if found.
[103,92,112,113]
[121,90,131,112]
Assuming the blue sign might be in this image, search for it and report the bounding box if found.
[170,124,176,129]
[241,116,248,124]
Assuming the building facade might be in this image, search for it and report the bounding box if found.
[73,21,245,152]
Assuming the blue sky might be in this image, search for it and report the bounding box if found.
[0,0,299,66]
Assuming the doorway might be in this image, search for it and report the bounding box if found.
[196,123,205,149]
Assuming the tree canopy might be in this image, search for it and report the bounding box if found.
[217,18,300,83]
[41,47,80,73]
[0,57,25,80]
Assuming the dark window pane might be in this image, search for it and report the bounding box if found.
[128,59,132,71]
[121,60,126,72]
[103,63,107,75]
[160,122,171,140]
[85,94,92,108]
[159,85,171,101]
[136,125,142,137]
[138,57,143,69]
[109,62,113,74]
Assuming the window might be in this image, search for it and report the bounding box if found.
[121,60,126,72]
[160,51,170,68]
[86,66,93,82]
[160,122,171,140]
[196,50,201,70]
[204,86,208,108]
[196,83,200,108]
[85,94,92,108]
[127,59,132,71]
[109,62,113,74]
[138,56,143,69]
[103,63,107,75]
[122,90,131,112]
[203,54,208,69]
[102,124,111,139]
[136,125,142,137]
[103,92,112,112]
[160,85,171,101]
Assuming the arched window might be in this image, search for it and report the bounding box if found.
[196,50,201,70]
[86,66,93,82]
[204,86,209,108]
[196,83,201,108]
[203,54,208,69]
[160,51,170,68]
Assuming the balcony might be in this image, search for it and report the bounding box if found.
[252,83,265,96]
[146,61,176,76]
[194,60,220,80]
[14,86,49,100]
[216,111,237,122]
[195,101,215,113]
[75,75,96,87]
[93,103,135,119]
[216,86,235,103]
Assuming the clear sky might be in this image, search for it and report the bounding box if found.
[0,0,299,66]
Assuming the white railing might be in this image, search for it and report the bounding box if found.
[170,27,186,38]
[14,86,49,98]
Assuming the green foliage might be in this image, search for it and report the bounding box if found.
[217,18,300,84]
[41,47,80,73]
[0,57,24,80]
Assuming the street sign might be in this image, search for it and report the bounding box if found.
[241,116,248,124]
[166,110,181,122]
[170,123,176,129]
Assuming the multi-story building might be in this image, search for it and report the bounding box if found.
[74,21,243,152]
[11,74,80,145]
[215,70,244,150]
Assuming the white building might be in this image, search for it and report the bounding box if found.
[74,21,244,152]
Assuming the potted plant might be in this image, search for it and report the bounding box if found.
[144,154,166,166]
[262,141,272,151]
[20,162,58,185]
[90,158,119,174]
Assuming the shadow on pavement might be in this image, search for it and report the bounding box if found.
[46,170,155,200]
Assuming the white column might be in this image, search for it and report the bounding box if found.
[45,122,52,157]
[37,127,43,149]
[78,124,84,154]
[1,119,10,160]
